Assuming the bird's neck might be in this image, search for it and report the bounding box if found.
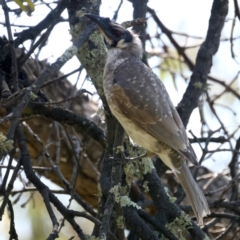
[106,37,143,68]
[127,36,143,58]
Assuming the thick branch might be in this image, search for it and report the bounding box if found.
[25,102,106,147]
[176,0,228,126]
[148,0,229,126]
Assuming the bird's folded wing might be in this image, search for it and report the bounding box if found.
[112,59,198,165]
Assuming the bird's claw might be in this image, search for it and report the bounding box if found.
[107,150,147,164]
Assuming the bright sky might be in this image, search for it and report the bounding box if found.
[0,1,240,238]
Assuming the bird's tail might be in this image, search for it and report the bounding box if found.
[175,163,210,225]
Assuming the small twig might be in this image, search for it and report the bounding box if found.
[41,67,83,88]
[211,71,240,103]
[0,160,22,220]
[14,0,68,47]
[205,172,240,197]
[228,137,240,201]
[0,165,53,171]
[181,199,240,215]
[214,221,236,240]
[107,150,147,164]
[229,14,238,64]
[63,127,81,188]
[35,92,89,106]
[7,200,18,239]
[18,21,58,69]
[112,0,123,21]
[22,122,72,191]
[11,188,66,195]
[0,150,15,193]
[72,192,97,217]
[121,18,147,29]
[209,76,240,100]
[0,88,26,108]
[233,0,240,21]
[208,212,240,221]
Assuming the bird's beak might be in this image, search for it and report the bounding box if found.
[85,14,130,46]
[85,14,104,24]
[85,14,111,33]
[85,14,120,43]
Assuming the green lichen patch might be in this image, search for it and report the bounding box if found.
[161,212,192,240]
[164,187,177,203]
[88,31,107,59]
[116,216,125,229]
[119,196,141,209]
[97,183,102,200]
[141,158,154,175]
[0,133,13,154]
[143,181,149,193]
[124,157,154,186]
[114,145,124,154]
[193,82,203,89]
[58,45,78,63]
[30,91,38,100]
[126,141,146,156]
[110,185,141,209]
[76,8,87,19]
[124,161,140,186]
[193,82,211,91]
[110,185,121,203]
[120,186,128,195]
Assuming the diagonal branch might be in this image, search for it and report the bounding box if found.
[14,0,68,47]
[25,102,106,147]
[16,125,87,240]
[177,0,229,126]
[148,0,229,127]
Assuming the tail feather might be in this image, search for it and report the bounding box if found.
[175,163,210,225]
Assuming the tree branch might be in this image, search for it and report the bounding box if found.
[14,0,68,47]
[148,0,229,127]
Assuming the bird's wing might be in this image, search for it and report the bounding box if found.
[111,58,198,165]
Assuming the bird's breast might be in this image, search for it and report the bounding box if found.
[106,97,160,153]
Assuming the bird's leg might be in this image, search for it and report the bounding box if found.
[111,128,153,164]
[122,150,147,162]
[108,149,148,164]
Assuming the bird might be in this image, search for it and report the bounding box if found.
[85,14,210,225]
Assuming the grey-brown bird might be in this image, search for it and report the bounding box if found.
[86,14,210,225]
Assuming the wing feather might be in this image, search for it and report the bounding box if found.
[112,58,198,165]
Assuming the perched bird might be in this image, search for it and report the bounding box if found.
[86,14,210,225]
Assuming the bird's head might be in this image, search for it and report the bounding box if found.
[85,14,142,56]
